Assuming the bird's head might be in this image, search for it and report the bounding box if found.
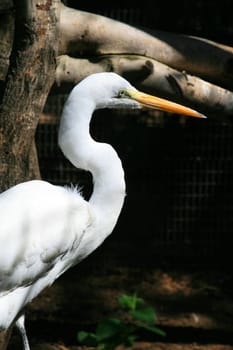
[71,72,206,118]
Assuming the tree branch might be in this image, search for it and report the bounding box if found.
[1,1,233,131]
[56,54,233,117]
[59,4,233,91]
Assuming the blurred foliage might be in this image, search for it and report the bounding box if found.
[77,294,165,349]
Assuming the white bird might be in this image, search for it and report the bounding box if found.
[0,72,205,349]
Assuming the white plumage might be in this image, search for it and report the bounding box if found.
[0,181,90,323]
[0,72,204,349]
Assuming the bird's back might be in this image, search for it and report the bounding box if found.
[0,180,91,329]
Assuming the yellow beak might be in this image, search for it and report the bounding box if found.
[125,90,206,119]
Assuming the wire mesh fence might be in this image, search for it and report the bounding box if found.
[36,1,233,267]
[36,92,233,267]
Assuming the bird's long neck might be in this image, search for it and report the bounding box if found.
[59,96,126,239]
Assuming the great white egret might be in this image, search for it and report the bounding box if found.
[0,72,205,349]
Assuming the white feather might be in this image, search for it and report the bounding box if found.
[0,73,139,333]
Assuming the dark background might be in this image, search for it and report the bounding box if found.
[69,0,232,45]
[37,0,233,271]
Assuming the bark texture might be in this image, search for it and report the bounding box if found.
[0,0,60,191]
[0,0,60,345]
[1,3,233,117]
[56,54,233,117]
[59,5,233,91]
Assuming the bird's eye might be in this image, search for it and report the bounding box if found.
[118,90,131,98]
[118,90,125,98]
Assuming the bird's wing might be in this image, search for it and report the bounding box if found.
[0,180,92,294]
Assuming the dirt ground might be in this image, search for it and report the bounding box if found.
[8,261,233,350]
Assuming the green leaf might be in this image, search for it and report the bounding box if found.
[96,318,124,342]
[130,306,156,324]
[118,294,145,311]
[124,334,138,347]
[77,330,97,346]
[77,294,166,350]
[136,322,166,337]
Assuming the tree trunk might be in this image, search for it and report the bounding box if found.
[0,0,60,348]
[0,0,60,191]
